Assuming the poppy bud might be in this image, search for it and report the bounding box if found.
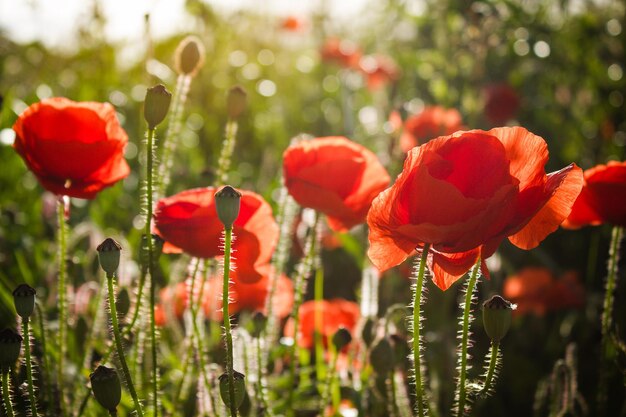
[227,86,247,119]
[369,337,394,374]
[0,328,22,372]
[116,287,131,316]
[140,234,165,268]
[218,370,246,409]
[332,327,352,351]
[97,238,122,276]
[482,295,514,343]
[214,186,242,230]
[90,365,122,412]
[361,318,376,347]
[12,283,36,319]
[174,35,205,76]
[144,84,172,130]
[251,312,267,338]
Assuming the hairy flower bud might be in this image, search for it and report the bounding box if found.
[332,327,352,351]
[116,287,131,316]
[227,86,247,119]
[361,318,376,347]
[175,35,205,76]
[13,283,36,319]
[0,328,22,372]
[251,311,267,338]
[144,84,172,130]
[215,185,242,229]
[90,365,122,412]
[97,238,122,276]
[369,337,394,374]
[219,370,246,409]
[482,295,514,343]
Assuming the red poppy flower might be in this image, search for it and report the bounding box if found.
[283,137,390,232]
[397,106,464,153]
[359,54,401,91]
[503,267,585,316]
[153,187,279,283]
[284,299,360,349]
[484,83,520,126]
[320,38,362,69]
[280,16,306,32]
[367,126,583,290]
[562,161,626,228]
[12,97,130,199]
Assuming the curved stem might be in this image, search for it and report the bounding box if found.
[389,370,401,417]
[56,198,68,417]
[455,261,481,417]
[2,371,14,417]
[223,227,238,417]
[107,272,145,417]
[23,318,39,417]
[145,127,160,417]
[412,245,430,417]
[480,342,500,397]
[597,225,623,413]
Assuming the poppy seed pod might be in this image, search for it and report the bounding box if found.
[227,86,247,119]
[215,186,242,230]
[97,238,122,276]
[332,327,353,351]
[144,84,172,130]
[13,283,36,319]
[251,311,267,338]
[0,328,22,372]
[361,318,376,347]
[175,35,205,76]
[116,287,131,316]
[219,370,246,409]
[369,337,394,374]
[90,365,122,412]
[482,295,514,342]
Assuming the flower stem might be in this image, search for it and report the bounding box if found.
[107,272,144,417]
[145,126,160,417]
[389,370,401,417]
[255,336,270,415]
[320,346,339,413]
[223,226,238,417]
[216,119,238,185]
[479,342,500,397]
[22,317,39,417]
[597,225,624,413]
[56,197,68,416]
[35,304,53,405]
[412,244,431,417]
[455,260,481,417]
[314,267,325,384]
[2,371,14,417]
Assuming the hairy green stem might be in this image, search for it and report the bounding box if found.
[320,346,339,413]
[56,198,68,416]
[35,304,53,405]
[2,371,14,417]
[597,225,623,413]
[107,272,144,417]
[389,371,401,417]
[22,318,39,417]
[223,227,238,417]
[314,268,325,384]
[412,245,430,417]
[216,120,238,185]
[480,342,500,397]
[145,127,160,417]
[255,336,270,415]
[455,261,481,417]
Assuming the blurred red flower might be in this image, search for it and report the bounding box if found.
[504,267,585,315]
[359,54,401,90]
[367,126,583,290]
[320,38,362,69]
[153,187,279,283]
[12,97,130,199]
[283,137,390,232]
[562,161,626,228]
[280,16,306,32]
[484,83,520,125]
[284,299,360,349]
[155,273,293,326]
[393,106,464,153]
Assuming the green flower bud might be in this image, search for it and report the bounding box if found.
[361,318,376,347]
[214,186,242,230]
[227,86,247,119]
[90,365,122,412]
[0,328,22,372]
[332,327,352,351]
[482,295,514,343]
[251,311,267,338]
[175,35,205,76]
[369,337,394,374]
[116,287,131,316]
[13,283,36,319]
[97,238,122,276]
[144,84,172,130]
[219,370,246,409]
